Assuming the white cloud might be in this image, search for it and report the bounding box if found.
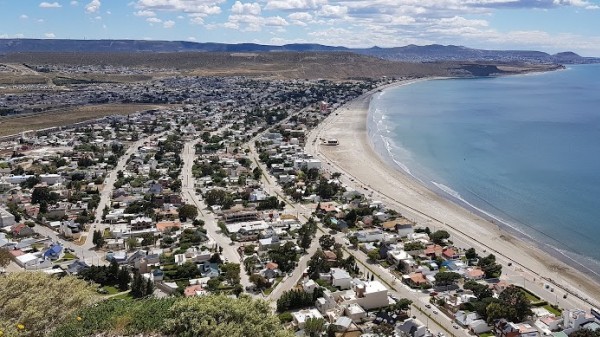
[85,0,101,13]
[163,20,175,28]
[44,32,56,38]
[264,16,289,26]
[146,17,162,23]
[19,14,29,19]
[288,12,313,26]
[187,36,197,40]
[135,0,224,14]
[317,5,348,18]
[231,1,261,15]
[39,2,62,8]
[70,0,78,5]
[37,18,45,23]
[264,0,326,10]
[134,10,156,16]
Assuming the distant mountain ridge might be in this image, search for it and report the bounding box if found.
[1,39,598,64]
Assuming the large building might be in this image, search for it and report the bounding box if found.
[0,207,16,228]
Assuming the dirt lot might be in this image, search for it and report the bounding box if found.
[0,103,167,137]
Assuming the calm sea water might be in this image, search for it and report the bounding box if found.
[368,65,600,276]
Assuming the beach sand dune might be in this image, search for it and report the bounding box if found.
[305,80,600,308]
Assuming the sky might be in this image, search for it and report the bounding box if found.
[1,0,600,56]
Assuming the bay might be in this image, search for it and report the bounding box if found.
[368,65,600,276]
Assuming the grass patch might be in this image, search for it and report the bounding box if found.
[111,292,133,300]
[63,252,78,260]
[103,286,121,295]
[479,332,494,337]
[544,304,562,316]
[51,297,177,336]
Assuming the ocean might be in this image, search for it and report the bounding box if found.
[368,65,600,277]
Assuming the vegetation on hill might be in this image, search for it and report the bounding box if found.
[52,294,294,337]
[0,272,98,337]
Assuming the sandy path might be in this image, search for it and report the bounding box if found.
[305,79,600,309]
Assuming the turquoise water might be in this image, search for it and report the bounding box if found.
[368,65,600,277]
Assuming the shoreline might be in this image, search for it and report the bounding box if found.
[305,77,600,310]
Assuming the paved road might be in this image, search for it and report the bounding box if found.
[179,135,252,291]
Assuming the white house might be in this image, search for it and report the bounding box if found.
[0,207,15,228]
[330,268,352,290]
[292,308,324,329]
[355,229,384,242]
[293,158,322,171]
[353,280,389,310]
[562,309,596,335]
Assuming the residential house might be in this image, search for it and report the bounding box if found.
[0,207,16,228]
[355,229,384,243]
[11,223,34,238]
[66,260,89,275]
[184,284,207,297]
[60,220,81,239]
[495,320,540,337]
[330,268,352,290]
[43,244,63,260]
[466,268,485,280]
[562,309,596,335]
[396,318,428,337]
[292,309,324,329]
[261,262,281,280]
[404,272,430,288]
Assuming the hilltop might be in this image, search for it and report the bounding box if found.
[1,39,598,64]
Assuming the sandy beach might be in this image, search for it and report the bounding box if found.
[305,79,600,309]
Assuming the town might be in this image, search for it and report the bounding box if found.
[0,68,598,337]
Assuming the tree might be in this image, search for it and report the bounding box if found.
[463,280,493,300]
[465,247,478,260]
[127,237,139,250]
[92,229,105,248]
[117,267,131,291]
[31,186,59,204]
[393,298,413,311]
[570,330,600,337]
[221,263,241,285]
[497,285,532,322]
[0,248,12,268]
[178,204,198,221]
[348,236,359,248]
[250,274,270,289]
[164,294,295,337]
[318,234,335,250]
[434,272,462,286]
[307,249,331,278]
[253,167,263,180]
[304,317,325,337]
[430,230,450,244]
[478,254,502,278]
[0,272,97,336]
[367,248,380,262]
[403,241,425,251]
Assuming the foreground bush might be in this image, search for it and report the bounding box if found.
[0,272,98,337]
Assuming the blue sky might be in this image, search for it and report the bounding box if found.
[1,0,600,55]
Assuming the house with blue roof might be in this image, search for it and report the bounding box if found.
[43,244,63,260]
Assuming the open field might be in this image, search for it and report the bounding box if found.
[0,52,552,80]
[0,103,166,137]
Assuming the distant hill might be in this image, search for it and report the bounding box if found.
[1,39,598,64]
